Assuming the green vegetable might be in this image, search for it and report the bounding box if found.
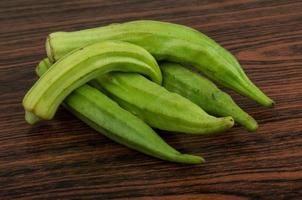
[161,63,258,131]
[93,73,234,134]
[46,20,274,107]
[36,58,204,164]
[23,40,162,124]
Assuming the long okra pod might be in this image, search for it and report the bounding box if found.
[36,58,204,164]
[46,20,274,107]
[94,73,234,134]
[161,63,258,132]
[23,41,162,124]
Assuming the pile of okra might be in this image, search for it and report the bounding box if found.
[23,20,274,164]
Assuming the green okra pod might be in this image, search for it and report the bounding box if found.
[93,73,234,134]
[46,20,274,107]
[36,58,204,164]
[161,63,258,132]
[23,40,162,124]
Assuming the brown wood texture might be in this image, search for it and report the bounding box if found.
[1,0,302,199]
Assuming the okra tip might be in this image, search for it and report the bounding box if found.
[219,116,235,131]
[176,154,205,164]
[260,96,275,108]
[268,98,275,108]
[244,117,259,132]
[244,80,275,108]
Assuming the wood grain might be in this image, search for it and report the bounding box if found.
[1,0,302,199]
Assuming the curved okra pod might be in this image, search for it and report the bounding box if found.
[23,41,162,124]
[46,20,274,107]
[36,58,203,164]
[161,63,258,132]
[93,73,234,134]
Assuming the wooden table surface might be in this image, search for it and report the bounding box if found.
[1,0,302,199]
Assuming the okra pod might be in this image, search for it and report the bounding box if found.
[161,63,258,131]
[46,20,274,107]
[23,41,162,124]
[94,73,234,134]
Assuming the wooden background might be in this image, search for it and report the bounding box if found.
[1,0,302,199]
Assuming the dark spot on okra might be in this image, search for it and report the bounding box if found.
[193,88,200,93]
[211,93,216,101]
